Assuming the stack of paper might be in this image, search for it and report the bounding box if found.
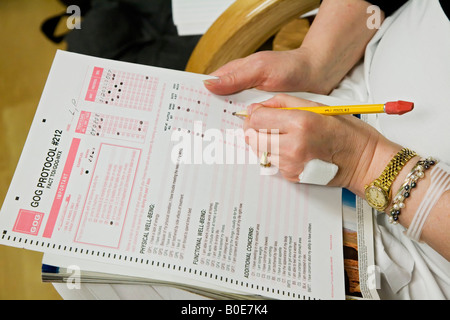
[172,0,235,36]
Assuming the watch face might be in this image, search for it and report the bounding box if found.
[365,185,389,211]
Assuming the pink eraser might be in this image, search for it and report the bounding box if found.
[385,100,414,115]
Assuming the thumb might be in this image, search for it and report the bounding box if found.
[203,74,244,95]
[204,73,261,95]
[203,60,262,95]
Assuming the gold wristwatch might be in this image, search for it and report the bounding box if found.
[364,148,416,211]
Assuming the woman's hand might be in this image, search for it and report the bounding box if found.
[243,94,450,259]
[204,48,327,95]
[243,94,401,196]
[204,0,382,97]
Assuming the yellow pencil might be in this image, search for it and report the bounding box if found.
[232,100,414,117]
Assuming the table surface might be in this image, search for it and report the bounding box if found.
[0,0,66,300]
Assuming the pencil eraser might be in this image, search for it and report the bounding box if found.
[298,159,339,185]
[385,100,414,115]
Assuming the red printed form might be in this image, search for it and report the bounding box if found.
[0,51,345,299]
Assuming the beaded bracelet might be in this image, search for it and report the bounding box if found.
[388,157,437,224]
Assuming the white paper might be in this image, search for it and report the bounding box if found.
[44,189,379,300]
[172,0,235,35]
[0,50,344,300]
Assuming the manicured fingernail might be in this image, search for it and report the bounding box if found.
[203,78,220,86]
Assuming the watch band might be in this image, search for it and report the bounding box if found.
[365,147,417,211]
[376,148,417,192]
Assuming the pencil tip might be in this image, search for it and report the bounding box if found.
[231,112,236,115]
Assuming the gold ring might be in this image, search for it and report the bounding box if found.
[260,152,271,167]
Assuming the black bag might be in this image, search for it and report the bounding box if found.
[42,0,200,71]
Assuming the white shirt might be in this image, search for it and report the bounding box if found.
[335,0,450,299]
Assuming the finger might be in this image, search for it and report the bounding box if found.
[244,103,295,133]
[203,59,263,95]
[251,147,280,168]
[248,133,307,182]
[261,93,324,109]
[269,154,305,183]
[248,136,306,183]
[244,123,309,162]
[208,58,245,77]
[280,169,304,183]
[244,128,281,156]
[277,158,305,183]
[245,93,328,133]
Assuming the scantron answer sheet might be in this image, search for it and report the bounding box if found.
[0,51,344,300]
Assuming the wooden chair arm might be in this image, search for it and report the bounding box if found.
[185,0,320,74]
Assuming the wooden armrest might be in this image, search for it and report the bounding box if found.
[185,0,320,74]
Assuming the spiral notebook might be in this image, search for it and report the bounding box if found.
[0,50,346,300]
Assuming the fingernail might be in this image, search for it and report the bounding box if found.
[247,103,263,116]
[246,103,257,116]
[203,78,220,86]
